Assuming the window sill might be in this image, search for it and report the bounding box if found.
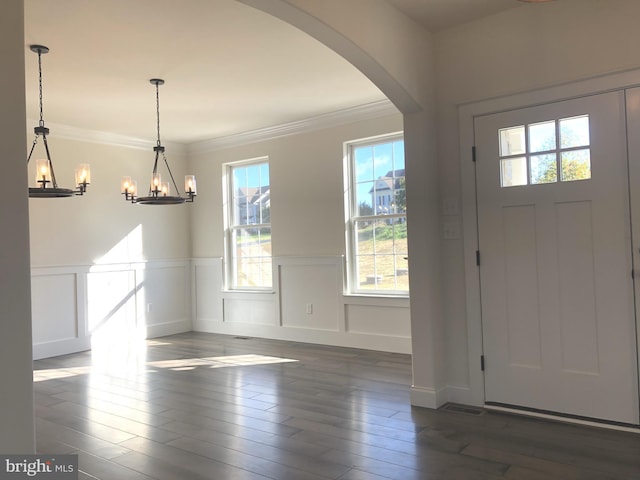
[343,293,410,308]
[222,289,276,298]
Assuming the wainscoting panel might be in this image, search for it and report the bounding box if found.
[31,260,192,360]
[192,256,411,353]
[192,258,224,326]
[279,258,342,331]
[224,295,277,326]
[31,269,87,359]
[345,304,411,337]
[142,262,191,337]
[86,268,137,340]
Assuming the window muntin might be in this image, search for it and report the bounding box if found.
[498,115,591,187]
[225,159,271,289]
[346,134,408,295]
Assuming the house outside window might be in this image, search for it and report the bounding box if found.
[344,134,408,295]
[224,158,271,289]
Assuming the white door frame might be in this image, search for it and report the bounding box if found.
[459,68,640,409]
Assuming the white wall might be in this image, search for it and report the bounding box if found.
[239,0,432,113]
[29,111,412,358]
[28,137,191,265]
[434,0,640,403]
[191,113,402,257]
[189,113,411,353]
[0,0,35,453]
[28,135,193,359]
[237,1,445,406]
[15,0,640,434]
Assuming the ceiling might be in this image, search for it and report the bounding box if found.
[23,0,527,145]
[387,0,521,32]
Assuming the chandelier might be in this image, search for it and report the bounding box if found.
[27,45,90,198]
[121,79,197,205]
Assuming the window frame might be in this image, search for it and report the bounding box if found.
[223,156,272,291]
[344,132,409,297]
[499,114,592,188]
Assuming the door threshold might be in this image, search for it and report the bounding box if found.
[484,403,640,434]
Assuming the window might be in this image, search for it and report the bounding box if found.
[224,159,271,289]
[344,134,408,295]
[499,115,591,187]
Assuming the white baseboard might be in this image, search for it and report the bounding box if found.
[445,384,474,406]
[146,319,192,339]
[410,385,448,409]
[192,319,411,353]
[33,337,92,361]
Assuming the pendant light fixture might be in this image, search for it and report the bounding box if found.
[26,45,90,198]
[121,79,197,205]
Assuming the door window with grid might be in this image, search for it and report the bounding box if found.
[499,115,591,187]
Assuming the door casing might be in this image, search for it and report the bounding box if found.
[459,69,640,417]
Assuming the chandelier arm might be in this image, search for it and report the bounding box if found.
[26,135,39,164]
[162,152,182,196]
[149,149,161,196]
[41,134,59,188]
[152,149,160,174]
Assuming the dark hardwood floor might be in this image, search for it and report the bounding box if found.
[33,332,640,479]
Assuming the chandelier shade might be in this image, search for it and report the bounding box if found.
[26,45,90,198]
[122,79,197,205]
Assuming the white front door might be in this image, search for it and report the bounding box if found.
[475,91,639,424]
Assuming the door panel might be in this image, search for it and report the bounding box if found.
[475,91,639,424]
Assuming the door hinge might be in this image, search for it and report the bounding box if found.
[472,145,477,162]
[480,355,485,371]
[476,250,481,266]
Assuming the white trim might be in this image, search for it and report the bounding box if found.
[485,405,640,434]
[342,294,409,308]
[192,255,412,353]
[410,385,448,409]
[31,259,192,360]
[26,100,398,154]
[188,100,398,154]
[459,66,640,410]
[27,119,187,154]
[446,384,473,406]
[343,132,408,296]
[146,318,192,338]
[222,290,277,300]
[33,337,92,362]
[223,158,271,290]
[459,66,640,118]
[193,319,411,354]
[191,257,224,326]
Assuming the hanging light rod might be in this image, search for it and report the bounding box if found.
[27,44,90,198]
[121,79,197,205]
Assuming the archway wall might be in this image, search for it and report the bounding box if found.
[238,0,434,113]
[0,0,35,453]
[238,0,446,407]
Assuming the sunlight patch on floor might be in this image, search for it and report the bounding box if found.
[33,354,298,381]
[147,354,299,370]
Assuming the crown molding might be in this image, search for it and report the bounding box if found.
[25,99,398,156]
[26,119,188,154]
[187,99,399,154]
